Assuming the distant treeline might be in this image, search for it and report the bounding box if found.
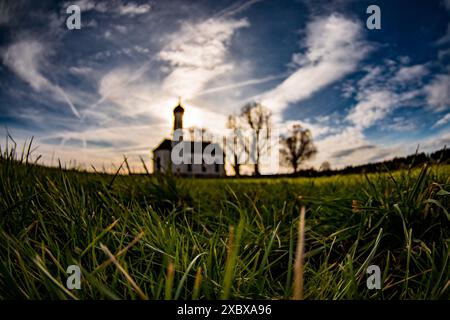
[292,147,450,178]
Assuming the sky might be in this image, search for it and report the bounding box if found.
[0,0,449,174]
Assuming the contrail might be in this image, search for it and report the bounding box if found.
[54,85,81,119]
[213,0,264,19]
[80,55,158,121]
[191,73,287,98]
[54,85,87,151]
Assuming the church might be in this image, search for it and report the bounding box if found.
[152,101,226,177]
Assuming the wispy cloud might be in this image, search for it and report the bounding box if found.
[306,56,430,168]
[69,66,93,76]
[159,17,249,97]
[2,39,81,118]
[213,0,263,19]
[347,90,397,129]
[393,64,429,83]
[64,0,151,16]
[192,73,288,98]
[117,2,151,16]
[424,74,450,112]
[261,14,371,114]
[433,112,450,127]
[346,60,427,129]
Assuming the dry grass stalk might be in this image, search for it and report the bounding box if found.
[293,206,306,300]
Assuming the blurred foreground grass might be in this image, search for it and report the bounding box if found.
[0,143,449,299]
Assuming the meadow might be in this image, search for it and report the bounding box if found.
[0,144,449,300]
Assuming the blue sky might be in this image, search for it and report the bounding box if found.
[0,0,449,173]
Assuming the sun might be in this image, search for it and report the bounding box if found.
[161,98,207,129]
[182,104,205,128]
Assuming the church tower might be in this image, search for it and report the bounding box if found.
[173,97,184,131]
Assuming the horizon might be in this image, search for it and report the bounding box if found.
[1,0,450,174]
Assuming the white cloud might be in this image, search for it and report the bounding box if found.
[347,90,397,128]
[95,66,230,135]
[415,131,450,153]
[97,67,153,115]
[310,56,433,169]
[114,25,128,33]
[104,30,112,39]
[344,58,427,131]
[159,18,249,97]
[399,56,411,65]
[80,15,250,140]
[64,0,150,16]
[312,127,370,167]
[159,18,249,69]
[3,40,52,91]
[425,74,450,111]
[283,119,333,138]
[393,64,428,83]
[382,117,417,132]
[357,66,383,88]
[2,39,80,118]
[69,66,93,75]
[433,112,450,127]
[305,125,421,170]
[30,124,162,172]
[261,14,370,113]
[118,3,151,16]
[133,45,149,54]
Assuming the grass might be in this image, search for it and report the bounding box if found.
[0,141,449,300]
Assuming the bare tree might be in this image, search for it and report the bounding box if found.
[280,124,317,173]
[226,114,248,176]
[320,161,331,171]
[187,126,210,142]
[240,102,271,176]
[227,115,240,176]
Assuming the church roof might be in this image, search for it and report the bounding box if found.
[153,139,223,152]
[153,139,172,151]
[173,104,184,113]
